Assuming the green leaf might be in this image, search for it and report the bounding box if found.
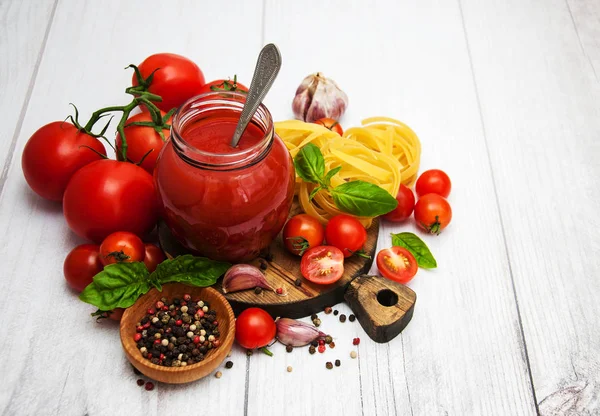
[152,255,231,287]
[391,232,437,269]
[324,166,342,186]
[330,181,398,217]
[79,262,150,310]
[293,143,325,184]
[309,185,324,201]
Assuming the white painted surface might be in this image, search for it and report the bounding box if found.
[1,0,599,415]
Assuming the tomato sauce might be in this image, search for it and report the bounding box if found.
[154,95,294,263]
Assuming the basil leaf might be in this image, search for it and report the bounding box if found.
[330,180,398,217]
[152,254,231,287]
[324,166,342,186]
[391,232,437,269]
[293,143,325,184]
[79,262,150,310]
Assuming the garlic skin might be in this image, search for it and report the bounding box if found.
[276,317,327,347]
[292,73,348,122]
[222,264,273,294]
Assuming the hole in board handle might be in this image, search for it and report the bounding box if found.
[377,289,398,307]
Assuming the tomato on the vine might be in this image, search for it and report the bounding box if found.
[415,169,452,198]
[376,246,418,284]
[133,53,205,112]
[21,121,106,201]
[99,231,145,266]
[143,243,166,273]
[382,184,415,222]
[325,214,367,258]
[300,246,344,284]
[235,307,276,349]
[116,112,171,174]
[198,77,248,94]
[314,118,343,135]
[282,214,325,256]
[63,160,158,243]
[414,193,452,235]
[63,244,103,292]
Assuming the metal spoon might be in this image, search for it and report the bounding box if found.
[230,43,282,148]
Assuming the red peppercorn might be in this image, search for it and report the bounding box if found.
[213,320,218,326]
[213,339,221,347]
[276,287,283,295]
[143,322,151,329]
[147,308,155,315]
[147,353,152,359]
[318,339,325,346]
[318,345,326,353]
[162,306,169,311]
[198,311,205,318]
[193,336,200,344]
[136,326,144,332]
[159,354,165,360]
[153,339,161,345]
[145,381,154,391]
[155,301,165,309]
[353,337,360,346]
[165,328,172,334]
[133,333,142,342]
[183,294,191,301]
[180,301,187,306]
[176,320,183,326]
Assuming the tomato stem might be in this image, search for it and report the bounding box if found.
[260,347,274,357]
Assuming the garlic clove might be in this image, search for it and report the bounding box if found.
[292,72,348,123]
[275,317,327,347]
[222,264,274,294]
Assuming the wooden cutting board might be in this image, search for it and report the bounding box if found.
[159,202,416,343]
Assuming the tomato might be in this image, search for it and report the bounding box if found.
[133,53,205,112]
[382,184,415,222]
[376,247,418,284]
[414,193,452,234]
[415,169,452,198]
[63,244,103,292]
[300,246,344,284]
[325,214,367,258]
[143,243,166,273]
[99,231,145,266]
[116,112,171,173]
[21,121,106,201]
[235,307,276,349]
[314,118,343,135]
[282,214,325,256]
[63,160,159,243]
[198,77,248,94]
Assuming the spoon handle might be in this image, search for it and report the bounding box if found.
[230,44,282,148]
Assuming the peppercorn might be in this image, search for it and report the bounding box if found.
[349,314,356,322]
[145,381,154,391]
[333,310,339,316]
[311,340,319,347]
[335,359,341,367]
[329,341,336,349]
[350,351,357,359]
[286,345,293,353]
[259,260,268,270]
[276,287,284,295]
[318,345,326,353]
[136,379,144,386]
[215,371,222,379]
[339,314,346,323]
[326,362,333,369]
[294,278,302,287]
[264,252,274,262]
[225,361,234,369]
[313,318,321,327]
[353,337,360,345]
[287,366,293,372]
[325,335,333,344]
[311,313,318,320]
[309,345,316,354]
[324,306,332,314]
[254,287,262,294]
[246,349,253,356]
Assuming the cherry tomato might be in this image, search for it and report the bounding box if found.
[282,214,325,256]
[415,169,452,198]
[63,160,158,243]
[63,244,103,292]
[21,121,106,201]
[198,77,248,94]
[300,246,345,284]
[325,214,367,258]
[143,243,166,272]
[314,118,343,135]
[116,112,171,174]
[235,307,276,349]
[414,193,452,235]
[376,247,418,284]
[133,53,205,112]
[99,231,145,266]
[382,184,415,222]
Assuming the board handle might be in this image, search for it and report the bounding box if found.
[344,275,417,343]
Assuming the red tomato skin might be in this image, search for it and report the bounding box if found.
[143,244,166,273]
[198,79,248,94]
[314,118,343,135]
[63,244,103,292]
[133,53,205,112]
[282,214,325,256]
[63,160,159,243]
[376,247,418,284]
[325,215,367,258]
[116,112,171,174]
[415,169,452,198]
[235,308,276,349]
[99,231,145,266]
[107,308,124,322]
[382,184,416,222]
[22,122,106,201]
[414,193,452,234]
[300,245,345,284]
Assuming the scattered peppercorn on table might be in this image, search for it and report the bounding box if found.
[2,1,600,415]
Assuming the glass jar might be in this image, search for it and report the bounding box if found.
[154,92,295,263]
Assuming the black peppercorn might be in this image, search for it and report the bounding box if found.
[333,310,339,316]
[225,361,234,369]
[335,359,341,367]
[136,379,144,386]
[199,346,208,354]
[151,357,160,365]
[311,340,319,347]
[259,260,268,270]
[179,344,187,352]
[286,345,293,353]
[311,314,318,320]
[181,354,189,361]
[173,298,180,305]
[132,365,142,376]
[192,349,200,356]
[325,335,333,344]
[246,349,253,356]
[294,278,302,286]
[349,314,356,322]
[326,362,333,369]
[309,345,316,354]
[339,314,347,323]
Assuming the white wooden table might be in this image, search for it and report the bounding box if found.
[1,1,599,415]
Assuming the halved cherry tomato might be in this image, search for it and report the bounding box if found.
[376,247,418,284]
[314,118,343,135]
[414,193,452,235]
[282,214,325,256]
[325,214,367,258]
[99,231,145,266]
[198,77,248,94]
[143,243,166,273]
[300,246,344,284]
[382,184,415,222]
[63,244,103,292]
[415,169,452,198]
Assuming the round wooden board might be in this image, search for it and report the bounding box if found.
[159,202,378,319]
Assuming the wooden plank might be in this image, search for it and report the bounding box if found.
[0,0,263,414]
[259,1,537,415]
[460,0,600,414]
[0,0,56,196]
[567,0,600,80]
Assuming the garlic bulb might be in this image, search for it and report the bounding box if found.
[292,73,348,122]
